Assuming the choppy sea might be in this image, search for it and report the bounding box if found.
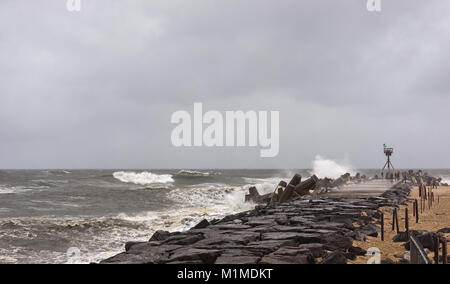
[0,168,448,263]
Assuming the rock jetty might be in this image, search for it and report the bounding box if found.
[101,174,414,264]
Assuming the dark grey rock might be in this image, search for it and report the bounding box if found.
[271,225,308,232]
[392,232,409,243]
[259,247,315,264]
[210,224,252,230]
[168,234,204,245]
[348,246,367,256]
[298,243,326,258]
[101,253,150,264]
[322,234,353,251]
[437,227,450,234]
[345,231,366,242]
[125,241,146,252]
[415,232,438,251]
[357,224,380,238]
[149,230,170,242]
[246,239,297,253]
[345,252,357,260]
[261,232,321,244]
[215,255,260,264]
[195,231,260,246]
[168,248,221,264]
[380,258,395,264]
[193,219,210,229]
[320,251,347,264]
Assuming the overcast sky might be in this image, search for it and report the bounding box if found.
[0,0,449,169]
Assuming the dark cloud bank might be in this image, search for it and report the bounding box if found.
[0,0,449,169]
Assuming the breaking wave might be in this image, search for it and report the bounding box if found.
[440,176,450,185]
[311,155,354,179]
[161,177,283,228]
[175,170,219,177]
[112,171,174,185]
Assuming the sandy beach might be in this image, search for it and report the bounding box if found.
[350,186,450,264]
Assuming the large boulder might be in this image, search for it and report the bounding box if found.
[380,258,395,264]
[322,234,353,251]
[259,247,315,264]
[392,232,409,243]
[168,248,221,264]
[415,232,439,251]
[261,232,322,244]
[357,224,380,238]
[348,246,367,256]
[320,251,347,264]
[149,230,171,242]
[193,219,210,229]
[215,255,260,264]
[298,243,326,258]
[125,241,146,252]
[437,228,450,234]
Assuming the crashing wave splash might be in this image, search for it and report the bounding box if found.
[311,155,354,179]
[113,171,174,185]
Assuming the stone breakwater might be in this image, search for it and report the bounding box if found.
[101,182,412,264]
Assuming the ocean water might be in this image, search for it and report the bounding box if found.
[0,168,448,264]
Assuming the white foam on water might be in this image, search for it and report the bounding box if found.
[176,170,218,177]
[113,176,283,245]
[0,185,33,194]
[0,173,293,264]
[113,171,174,185]
[311,155,354,179]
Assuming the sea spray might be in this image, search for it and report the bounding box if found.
[311,155,354,179]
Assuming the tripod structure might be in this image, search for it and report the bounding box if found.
[382,144,394,174]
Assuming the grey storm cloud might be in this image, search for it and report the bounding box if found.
[0,0,449,169]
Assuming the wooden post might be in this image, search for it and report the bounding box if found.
[428,192,431,210]
[422,196,425,213]
[443,240,448,265]
[381,212,384,241]
[413,202,415,217]
[395,209,399,233]
[415,199,419,223]
[427,191,431,210]
[434,236,440,264]
[405,208,409,238]
[392,209,395,231]
[420,196,423,213]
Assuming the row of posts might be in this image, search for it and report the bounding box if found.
[378,185,447,264]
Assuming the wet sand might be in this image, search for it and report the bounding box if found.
[349,186,450,264]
